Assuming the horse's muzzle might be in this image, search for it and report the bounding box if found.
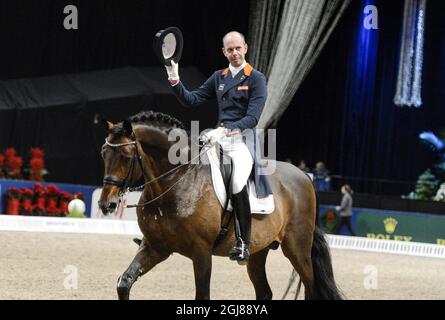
[99,200,118,215]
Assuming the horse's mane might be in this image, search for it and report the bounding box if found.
[112,111,186,137]
[129,111,186,130]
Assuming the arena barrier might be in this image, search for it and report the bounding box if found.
[0,215,140,235]
[327,234,445,259]
[320,205,445,245]
[1,215,445,259]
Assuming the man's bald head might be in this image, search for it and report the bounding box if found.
[222,31,246,47]
[222,31,248,67]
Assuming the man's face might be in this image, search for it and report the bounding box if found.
[222,34,248,68]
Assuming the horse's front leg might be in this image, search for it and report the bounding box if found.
[192,250,213,300]
[117,238,171,300]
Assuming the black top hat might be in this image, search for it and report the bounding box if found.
[153,27,184,67]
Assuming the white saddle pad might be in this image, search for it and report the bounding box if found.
[206,145,275,214]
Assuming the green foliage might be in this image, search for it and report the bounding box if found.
[402,169,439,201]
[320,210,340,234]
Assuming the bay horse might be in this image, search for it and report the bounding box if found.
[98,111,342,300]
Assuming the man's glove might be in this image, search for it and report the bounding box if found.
[165,60,180,81]
[200,127,227,145]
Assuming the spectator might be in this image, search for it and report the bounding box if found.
[298,160,310,173]
[313,161,332,191]
[336,184,356,236]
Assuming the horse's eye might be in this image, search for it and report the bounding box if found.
[122,154,133,162]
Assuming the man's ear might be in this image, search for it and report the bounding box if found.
[123,120,133,136]
[103,120,114,133]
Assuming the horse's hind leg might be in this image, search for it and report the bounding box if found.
[247,248,273,300]
[192,252,212,300]
[117,238,171,300]
[281,227,316,299]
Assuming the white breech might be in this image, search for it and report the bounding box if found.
[218,135,253,194]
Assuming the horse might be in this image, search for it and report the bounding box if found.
[98,110,343,300]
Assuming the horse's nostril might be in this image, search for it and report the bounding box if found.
[99,201,118,215]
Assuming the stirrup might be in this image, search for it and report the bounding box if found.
[229,240,250,265]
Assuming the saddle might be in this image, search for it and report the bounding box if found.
[205,144,274,214]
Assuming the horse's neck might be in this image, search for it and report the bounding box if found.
[137,133,210,215]
[135,125,198,201]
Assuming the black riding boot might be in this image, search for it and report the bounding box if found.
[229,186,251,264]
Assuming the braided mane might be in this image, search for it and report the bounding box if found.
[110,111,188,138]
[128,111,185,130]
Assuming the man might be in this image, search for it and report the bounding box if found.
[164,31,268,263]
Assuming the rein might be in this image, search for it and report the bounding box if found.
[104,137,211,208]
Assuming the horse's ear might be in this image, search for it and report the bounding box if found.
[103,120,114,133]
[123,120,133,136]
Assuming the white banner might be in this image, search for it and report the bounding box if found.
[0,215,141,235]
[90,188,142,221]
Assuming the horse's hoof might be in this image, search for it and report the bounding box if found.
[117,285,130,300]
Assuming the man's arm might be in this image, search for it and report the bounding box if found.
[170,73,216,107]
[224,72,267,132]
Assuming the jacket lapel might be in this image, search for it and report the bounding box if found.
[221,63,253,96]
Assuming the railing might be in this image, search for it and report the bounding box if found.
[327,235,445,259]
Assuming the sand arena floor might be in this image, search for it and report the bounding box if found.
[0,231,444,300]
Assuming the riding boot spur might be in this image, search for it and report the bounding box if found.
[229,185,251,264]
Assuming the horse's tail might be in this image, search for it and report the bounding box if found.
[311,225,344,299]
[314,183,320,226]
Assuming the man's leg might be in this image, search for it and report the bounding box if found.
[221,136,253,263]
[229,185,251,263]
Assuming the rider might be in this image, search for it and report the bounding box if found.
[165,31,268,263]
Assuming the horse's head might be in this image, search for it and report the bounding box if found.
[98,111,189,215]
[98,119,144,215]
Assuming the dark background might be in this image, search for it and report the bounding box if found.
[0,0,444,195]
[278,0,445,195]
[0,0,250,185]
[0,0,249,78]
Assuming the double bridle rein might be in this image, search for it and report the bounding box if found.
[103,136,208,208]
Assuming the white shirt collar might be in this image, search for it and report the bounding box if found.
[229,61,247,78]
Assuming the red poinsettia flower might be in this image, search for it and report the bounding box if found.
[22,188,34,199]
[29,148,45,159]
[6,156,23,170]
[45,185,62,198]
[7,187,21,199]
[33,183,44,194]
[4,148,17,159]
[0,154,5,167]
[62,192,73,201]
[30,158,45,171]
[326,211,335,221]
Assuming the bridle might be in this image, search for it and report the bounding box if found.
[103,138,144,194]
[102,135,211,208]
